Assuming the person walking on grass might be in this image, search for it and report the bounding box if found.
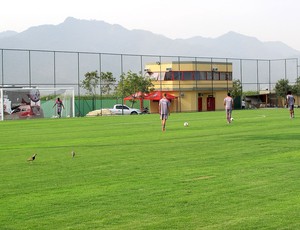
[53,97,65,118]
[159,93,171,132]
[286,91,295,119]
[224,92,234,124]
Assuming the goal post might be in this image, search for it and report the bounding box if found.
[0,87,75,121]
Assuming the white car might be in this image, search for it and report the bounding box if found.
[109,104,141,115]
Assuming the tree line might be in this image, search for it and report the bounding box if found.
[81,70,300,109]
[80,70,153,109]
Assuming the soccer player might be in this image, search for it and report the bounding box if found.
[286,91,295,118]
[224,92,234,123]
[159,93,171,131]
[53,97,65,118]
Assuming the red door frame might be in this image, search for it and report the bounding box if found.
[207,97,215,111]
[198,97,202,111]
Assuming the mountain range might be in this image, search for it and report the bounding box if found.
[1,17,300,59]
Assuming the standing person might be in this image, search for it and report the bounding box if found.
[286,91,295,118]
[241,99,246,109]
[224,92,234,123]
[159,93,171,132]
[53,97,65,118]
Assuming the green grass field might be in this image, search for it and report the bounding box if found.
[1,109,300,229]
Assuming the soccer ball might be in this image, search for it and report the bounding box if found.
[184,122,189,127]
[230,117,234,121]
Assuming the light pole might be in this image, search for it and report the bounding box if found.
[211,67,218,96]
[156,60,162,93]
[226,73,229,93]
[226,58,228,93]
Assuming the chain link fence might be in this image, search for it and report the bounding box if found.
[1,48,299,115]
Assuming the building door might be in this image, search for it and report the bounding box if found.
[198,97,202,111]
[207,97,215,111]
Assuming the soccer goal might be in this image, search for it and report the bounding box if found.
[0,87,75,121]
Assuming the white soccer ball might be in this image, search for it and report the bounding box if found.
[230,117,234,121]
[184,122,189,127]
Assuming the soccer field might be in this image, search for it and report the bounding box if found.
[1,109,300,229]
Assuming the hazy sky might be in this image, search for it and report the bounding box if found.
[1,0,300,51]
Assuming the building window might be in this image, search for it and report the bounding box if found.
[155,70,232,81]
[227,72,232,80]
[213,71,219,80]
[148,72,160,80]
[220,72,227,80]
[194,71,207,80]
[183,71,193,80]
[207,72,212,80]
[164,72,172,80]
[173,71,181,80]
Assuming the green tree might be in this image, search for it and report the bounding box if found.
[116,71,154,107]
[81,71,100,110]
[100,72,116,95]
[274,79,291,107]
[274,79,291,98]
[230,79,242,98]
[81,71,100,96]
[291,77,300,96]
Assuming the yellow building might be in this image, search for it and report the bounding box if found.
[144,61,233,113]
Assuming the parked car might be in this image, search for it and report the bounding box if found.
[109,104,141,115]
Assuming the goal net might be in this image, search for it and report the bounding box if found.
[0,87,75,121]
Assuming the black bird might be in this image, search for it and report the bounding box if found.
[27,153,37,162]
[71,150,75,158]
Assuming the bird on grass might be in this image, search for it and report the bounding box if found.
[27,153,37,162]
[71,150,75,158]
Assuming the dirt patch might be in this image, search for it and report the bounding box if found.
[86,109,112,116]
